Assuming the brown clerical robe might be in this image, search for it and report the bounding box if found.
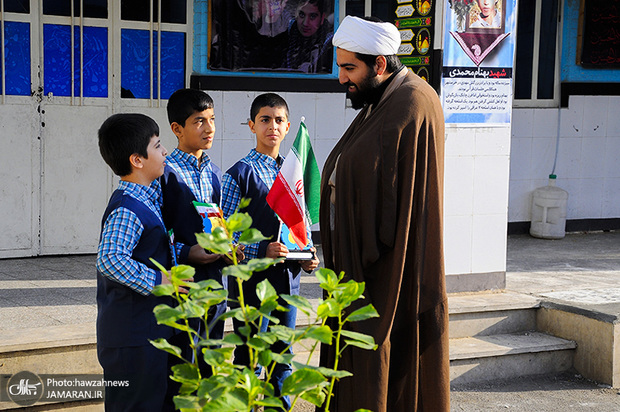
[319,68,450,412]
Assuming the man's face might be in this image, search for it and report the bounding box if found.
[296,3,324,37]
[336,48,381,110]
[477,0,494,18]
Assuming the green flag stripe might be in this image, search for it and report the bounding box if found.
[292,122,321,225]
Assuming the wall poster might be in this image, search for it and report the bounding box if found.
[394,0,435,84]
[209,0,335,74]
[441,0,517,124]
[579,0,620,68]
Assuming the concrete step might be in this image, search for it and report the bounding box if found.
[0,324,101,411]
[448,291,541,338]
[449,331,576,385]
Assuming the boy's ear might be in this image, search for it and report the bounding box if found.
[170,122,183,139]
[248,119,256,134]
[129,153,143,170]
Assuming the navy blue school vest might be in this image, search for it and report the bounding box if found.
[96,189,174,348]
[160,164,226,287]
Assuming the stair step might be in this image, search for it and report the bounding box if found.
[448,291,540,314]
[449,332,576,385]
[450,331,576,360]
[448,291,541,338]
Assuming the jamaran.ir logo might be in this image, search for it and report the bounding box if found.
[7,371,43,406]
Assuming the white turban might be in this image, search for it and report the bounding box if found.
[332,16,401,56]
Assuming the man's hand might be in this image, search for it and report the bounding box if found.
[266,241,288,259]
[300,247,320,273]
[188,244,221,265]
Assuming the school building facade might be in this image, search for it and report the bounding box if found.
[0,0,617,293]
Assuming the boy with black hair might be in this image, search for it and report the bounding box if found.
[160,88,235,364]
[96,113,189,411]
[221,92,320,410]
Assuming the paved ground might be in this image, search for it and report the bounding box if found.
[1,231,620,411]
[450,231,620,412]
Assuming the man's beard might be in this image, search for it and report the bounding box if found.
[345,70,381,110]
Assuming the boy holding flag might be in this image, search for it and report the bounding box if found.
[221,93,319,410]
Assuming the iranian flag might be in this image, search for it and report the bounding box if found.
[266,120,320,250]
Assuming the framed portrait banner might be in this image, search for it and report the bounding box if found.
[578,0,620,68]
[209,0,336,74]
[441,0,517,124]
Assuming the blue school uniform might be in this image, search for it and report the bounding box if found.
[96,180,178,411]
[160,149,227,367]
[221,149,313,410]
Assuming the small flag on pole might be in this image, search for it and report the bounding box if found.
[266,119,321,250]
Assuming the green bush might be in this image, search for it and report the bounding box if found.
[150,199,378,412]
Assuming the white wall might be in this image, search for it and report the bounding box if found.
[510,96,620,223]
[444,125,511,276]
[180,91,357,173]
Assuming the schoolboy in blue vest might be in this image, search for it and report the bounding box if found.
[221,93,320,410]
[96,113,190,411]
[160,88,236,371]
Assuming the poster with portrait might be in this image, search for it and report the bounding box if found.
[441,0,517,124]
[209,0,335,74]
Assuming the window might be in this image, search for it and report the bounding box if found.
[514,0,560,107]
[120,0,189,99]
[207,0,336,76]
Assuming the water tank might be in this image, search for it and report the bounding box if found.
[530,175,568,239]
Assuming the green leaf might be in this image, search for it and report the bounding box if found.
[258,349,273,367]
[170,264,195,282]
[256,397,283,408]
[239,228,270,245]
[170,363,199,383]
[202,348,228,366]
[290,362,353,379]
[223,264,252,281]
[179,299,205,318]
[341,330,378,350]
[280,294,313,315]
[239,198,251,210]
[271,352,295,365]
[149,258,168,274]
[247,257,280,273]
[256,331,278,345]
[256,278,277,302]
[196,231,231,255]
[305,325,333,344]
[172,395,201,409]
[345,304,379,322]
[152,283,175,296]
[269,325,296,342]
[247,336,269,351]
[300,386,327,407]
[194,279,224,291]
[281,369,326,396]
[152,304,183,324]
[258,299,279,317]
[315,268,339,291]
[227,212,253,233]
[149,338,182,359]
[317,299,342,318]
[340,329,375,344]
[221,333,244,346]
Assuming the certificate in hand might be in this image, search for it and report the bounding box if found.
[281,224,314,260]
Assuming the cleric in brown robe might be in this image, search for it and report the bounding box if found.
[318,16,450,412]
